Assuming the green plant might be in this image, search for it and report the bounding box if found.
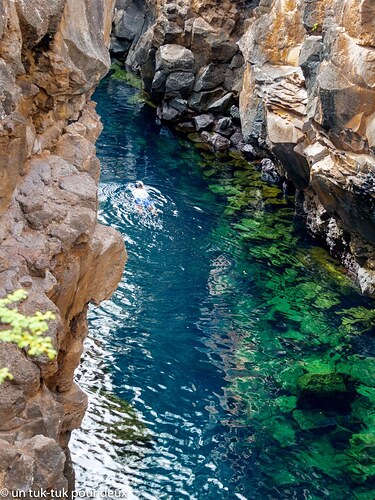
[312,22,319,32]
[0,289,56,383]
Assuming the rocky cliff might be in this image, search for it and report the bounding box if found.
[111,0,253,150]
[239,0,375,296]
[0,0,126,495]
[112,0,375,295]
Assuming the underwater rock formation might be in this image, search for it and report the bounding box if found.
[0,0,126,494]
[112,0,375,295]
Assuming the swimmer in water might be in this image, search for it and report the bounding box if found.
[132,180,157,216]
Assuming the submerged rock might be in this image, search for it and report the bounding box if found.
[111,0,375,290]
[292,409,337,431]
[297,372,355,411]
[238,0,375,293]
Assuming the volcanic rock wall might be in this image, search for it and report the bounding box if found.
[0,0,126,494]
[239,0,375,296]
[112,0,375,295]
[111,0,255,150]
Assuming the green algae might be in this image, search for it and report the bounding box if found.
[97,389,153,459]
[198,150,375,497]
[109,62,143,89]
[292,409,337,431]
[337,356,375,387]
[275,395,298,412]
[109,63,157,108]
[347,433,375,483]
[338,306,375,334]
[270,417,296,447]
[126,90,157,108]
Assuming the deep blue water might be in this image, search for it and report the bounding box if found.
[71,77,375,499]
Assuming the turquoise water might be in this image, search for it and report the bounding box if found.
[71,77,375,499]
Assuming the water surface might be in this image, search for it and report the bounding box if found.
[71,76,375,499]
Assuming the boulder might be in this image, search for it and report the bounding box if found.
[230,129,244,147]
[151,69,167,99]
[210,39,238,63]
[230,105,241,122]
[188,87,226,112]
[201,131,231,152]
[152,44,196,101]
[297,372,355,411]
[193,64,225,92]
[260,158,281,184]
[208,92,234,113]
[165,71,195,99]
[193,114,215,131]
[113,1,146,43]
[177,121,195,133]
[292,409,336,431]
[157,98,189,121]
[242,144,258,160]
[110,35,130,54]
[190,17,216,67]
[157,102,180,122]
[168,98,189,114]
[214,117,234,137]
[230,52,245,69]
[155,44,195,74]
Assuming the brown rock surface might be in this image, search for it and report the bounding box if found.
[239,0,375,295]
[0,0,126,495]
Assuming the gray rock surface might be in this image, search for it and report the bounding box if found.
[111,0,248,119]
[193,114,214,132]
[155,44,195,74]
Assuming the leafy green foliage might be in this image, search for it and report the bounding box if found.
[0,289,56,383]
[0,367,12,384]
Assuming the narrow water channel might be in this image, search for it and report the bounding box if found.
[71,76,375,499]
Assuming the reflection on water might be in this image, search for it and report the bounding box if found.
[71,76,375,499]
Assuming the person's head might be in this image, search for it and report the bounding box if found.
[135,180,144,188]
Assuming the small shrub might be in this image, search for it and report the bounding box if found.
[0,289,56,383]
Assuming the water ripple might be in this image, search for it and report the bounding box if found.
[70,77,375,500]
